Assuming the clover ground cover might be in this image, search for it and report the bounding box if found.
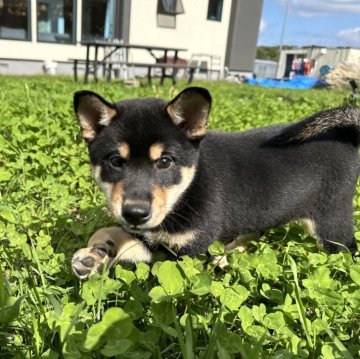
[0,76,360,358]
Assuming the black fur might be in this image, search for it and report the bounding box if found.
[74,88,360,257]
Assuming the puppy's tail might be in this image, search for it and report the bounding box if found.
[270,107,360,146]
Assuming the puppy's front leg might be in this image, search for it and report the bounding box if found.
[213,232,260,268]
[71,227,152,279]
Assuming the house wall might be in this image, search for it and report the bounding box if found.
[347,48,360,65]
[0,0,262,77]
[310,48,348,68]
[0,0,85,69]
[225,0,263,72]
[0,0,232,71]
[127,0,232,69]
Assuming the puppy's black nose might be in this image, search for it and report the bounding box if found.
[122,203,151,226]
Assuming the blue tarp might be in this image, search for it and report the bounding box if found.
[247,76,326,90]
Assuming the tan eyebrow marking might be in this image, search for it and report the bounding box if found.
[149,143,165,161]
[118,142,130,159]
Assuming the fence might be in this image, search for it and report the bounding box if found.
[254,59,277,78]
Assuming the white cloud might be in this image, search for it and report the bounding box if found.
[337,27,360,46]
[278,0,360,17]
[260,19,267,33]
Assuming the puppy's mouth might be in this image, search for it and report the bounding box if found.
[121,223,147,233]
[109,201,167,233]
[120,222,163,235]
[119,212,165,234]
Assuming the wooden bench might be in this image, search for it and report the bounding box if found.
[107,61,196,85]
[70,58,116,82]
[70,58,196,85]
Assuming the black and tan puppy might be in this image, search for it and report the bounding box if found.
[71,87,359,279]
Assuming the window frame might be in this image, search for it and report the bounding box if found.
[0,0,32,41]
[36,0,77,45]
[157,0,184,16]
[81,0,118,41]
[156,0,184,29]
[207,0,223,22]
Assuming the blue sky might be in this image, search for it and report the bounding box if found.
[257,0,360,47]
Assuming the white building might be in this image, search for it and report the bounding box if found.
[0,0,263,78]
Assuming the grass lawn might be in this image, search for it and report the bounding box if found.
[0,75,360,358]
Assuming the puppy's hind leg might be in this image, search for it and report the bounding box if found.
[72,227,153,279]
[312,213,358,255]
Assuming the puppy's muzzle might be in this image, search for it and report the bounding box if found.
[122,203,151,226]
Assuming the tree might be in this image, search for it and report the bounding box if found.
[256,46,294,61]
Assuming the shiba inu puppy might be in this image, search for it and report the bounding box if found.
[71,87,359,279]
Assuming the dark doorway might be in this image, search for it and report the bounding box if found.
[284,54,294,78]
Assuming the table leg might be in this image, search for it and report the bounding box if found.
[147,66,152,86]
[107,63,112,82]
[171,51,180,84]
[84,45,90,84]
[94,45,99,82]
[160,50,168,85]
[188,67,195,83]
[173,50,179,63]
[74,59,78,82]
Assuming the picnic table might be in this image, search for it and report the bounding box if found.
[73,40,194,85]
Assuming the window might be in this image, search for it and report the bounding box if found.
[82,0,116,41]
[158,0,184,15]
[207,0,223,22]
[37,0,75,43]
[157,0,184,28]
[0,0,31,40]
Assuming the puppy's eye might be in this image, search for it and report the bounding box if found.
[109,155,124,168]
[157,156,173,169]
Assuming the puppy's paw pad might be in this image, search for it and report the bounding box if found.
[71,248,109,279]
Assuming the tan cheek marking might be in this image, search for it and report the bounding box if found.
[91,165,101,181]
[109,181,125,219]
[147,166,196,228]
[147,187,167,227]
[149,143,164,161]
[166,166,196,210]
[91,165,113,202]
[118,142,130,159]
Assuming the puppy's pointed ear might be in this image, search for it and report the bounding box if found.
[74,90,117,141]
[166,87,211,140]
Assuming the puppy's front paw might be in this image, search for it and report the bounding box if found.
[71,247,110,279]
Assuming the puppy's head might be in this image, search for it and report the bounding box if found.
[74,87,211,232]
